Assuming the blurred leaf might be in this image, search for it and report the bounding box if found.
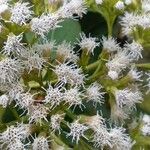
[47,19,81,45]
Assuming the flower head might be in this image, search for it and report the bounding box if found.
[67,120,88,144]
[0,94,10,108]
[115,1,125,10]
[78,33,100,55]
[10,2,33,25]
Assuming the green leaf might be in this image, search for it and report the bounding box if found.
[47,19,81,45]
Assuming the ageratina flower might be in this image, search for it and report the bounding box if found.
[106,50,130,80]
[78,33,100,55]
[2,33,25,56]
[109,127,134,150]
[120,12,138,35]
[54,62,85,86]
[124,0,132,5]
[124,41,143,60]
[67,120,88,144]
[56,41,78,62]
[50,114,63,133]
[58,0,87,18]
[0,94,10,108]
[128,67,143,81]
[28,104,49,125]
[0,123,30,147]
[141,114,150,136]
[43,83,64,109]
[86,82,105,106]
[32,136,49,150]
[0,58,23,84]
[141,0,150,13]
[115,88,143,110]
[115,1,125,10]
[63,86,84,110]
[102,36,121,52]
[31,13,61,37]
[10,2,33,25]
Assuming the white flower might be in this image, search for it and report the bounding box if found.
[128,67,143,81]
[58,0,87,18]
[106,50,130,79]
[124,41,143,60]
[57,41,78,62]
[63,86,84,110]
[67,120,88,144]
[10,2,33,25]
[0,4,8,14]
[78,33,100,55]
[115,88,143,110]
[92,127,112,148]
[14,92,35,113]
[3,33,25,56]
[142,0,150,13]
[28,104,48,125]
[109,127,134,150]
[31,13,61,37]
[0,123,30,146]
[86,82,105,106]
[54,62,85,86]
[124,0,132,5]
[23,49,46,73]
[120,12,138,35]
[44,84,63,109]
[142,114,150,124]
[0,94,10,108]
[0,58,23,84]
[7,139,27,150]
[32,137,49,150]
[95,0,103,5]
[50,114,63,133]
[141,114,150,136]
[102,36,121,52]
[85,112,106,131]
[115,1,125,10]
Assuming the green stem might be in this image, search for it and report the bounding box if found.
[135,63,150,70]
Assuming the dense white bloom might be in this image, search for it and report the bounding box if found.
[142,0,150,13]
[85,112,106,131]
[14,92,35,112]
[0,94,10,108]
[23,49,46,73]
[58,0,87,18]
[67,120,88,144]
[102,36,121,52]
[120,12,138,35]
[124,41,143,60]
[57,41,78,62]
[54,62,85,86]
[3,34,25,56]
[10,2,33,25]
[109,127,134,150]
[32,137,49,150]
[141,114,150,136]
[31,13,61,37]
[78,33,100,55]
[128,67,143,81]
[0,58,23,84]
[28,104,48,125]
[95,0,103,5]
[106,50,130,79]
[63,87,84,109]
[115,88,143,110]
[0,123,30,146]
[92,127,111,148]
[124,0,132,5]
[86,82,105,106]
[7,139,27,150]
[115,1,125,10]
[44,84,63,109]
[50,114,63,133]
